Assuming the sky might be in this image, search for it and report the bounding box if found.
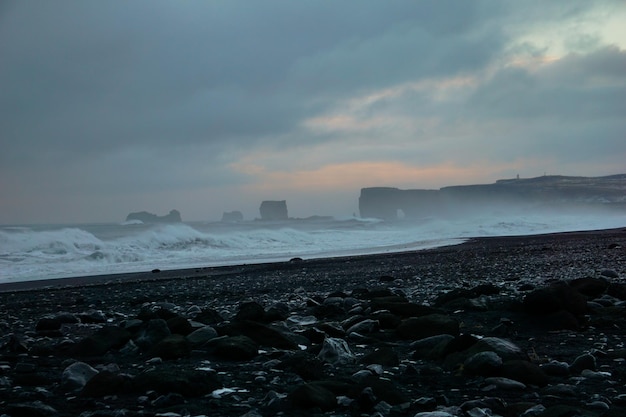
[1,1,625,224]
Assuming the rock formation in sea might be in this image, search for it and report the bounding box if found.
[221,211,244,222]
[125,209,182,223]
[359,174,626,220]
[259,200,288,220]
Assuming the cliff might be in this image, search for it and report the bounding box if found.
[359,174,626,220]
[125,209,182,223]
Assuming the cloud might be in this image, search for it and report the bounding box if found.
[0,1,624,223]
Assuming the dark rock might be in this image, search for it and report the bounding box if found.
[540,360,570,376]
[220,320,298,350]
[315,322,346,338]
[194,308,224,325]
[35,317,62,332]
[317,337,355,365]
[134,319,171,351]
[500,359,548,387]
[569,276,608,298]
[523,283,588,316]
[311,303,345,320]
[600,269,619,278]
[358,376,409,405]
[461,397,508,416]
[411,334,456,360]
[205,335,259,360]
[288,383,337,411]
[463,351,502,376]
[62,361,98,392]
[276,352,326,381]
[166,315,193,336]
[570,353,597,373]
[355,386,377,411]
[80,370,127,397]
[346,318,379,335]
[441,333,480,357]
[67,326,132,357]
[396,314,460,339]
[131,369,221,396]
[371,300,438,318]
[152,392,185,407]
[147,334,191,360]
[361,346,399,366]
[264,302,289,322]
[235,301,266,322]
[186,326,219,346]
[371,311,402,329]
[539,310,582,331]
[5,401,59,417]
[77,309,108,323]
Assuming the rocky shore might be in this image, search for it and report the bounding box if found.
[1,228,625,417]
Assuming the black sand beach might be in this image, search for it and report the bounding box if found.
[0,228,625,416]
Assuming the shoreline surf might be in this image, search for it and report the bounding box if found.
[1,226,623,293]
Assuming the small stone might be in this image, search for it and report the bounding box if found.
[585,400,610,411]
[600,269,619,278]
[580,369,611,380]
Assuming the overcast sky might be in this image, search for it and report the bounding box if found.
[1,1,625,224]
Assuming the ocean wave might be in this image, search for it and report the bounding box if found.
[1,210,624,283]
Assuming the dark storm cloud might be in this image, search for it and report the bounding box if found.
[0,1,500,159]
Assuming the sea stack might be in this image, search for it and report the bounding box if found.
[259,200,288,220]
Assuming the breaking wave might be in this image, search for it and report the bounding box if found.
[1,210,624,283]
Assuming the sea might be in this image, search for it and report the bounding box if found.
[1,210,625,284]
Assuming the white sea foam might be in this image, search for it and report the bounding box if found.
[1,210,624,283]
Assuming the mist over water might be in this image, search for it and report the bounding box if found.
[1,208,624,284]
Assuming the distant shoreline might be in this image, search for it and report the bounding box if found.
[1,226,623,293]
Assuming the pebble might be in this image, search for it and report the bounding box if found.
[0,235,625,416]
